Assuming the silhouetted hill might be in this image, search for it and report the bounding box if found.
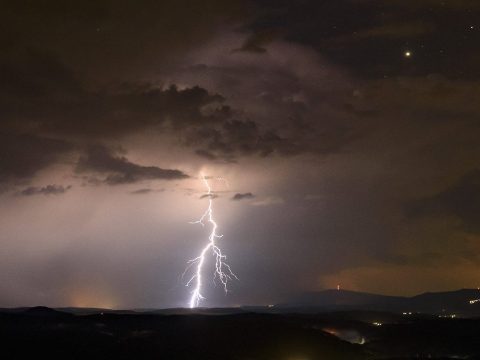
[57,307,138,315]
[24,306,62,314]
[1,307,480,359]
[0,310,367,359]
[20,306,72,320]
[277,288,480,316]
[409,289,480,313]
[146,307,247,315]
[278,289,405,308]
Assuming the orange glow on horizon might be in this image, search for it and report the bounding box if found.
[67,286,117,309]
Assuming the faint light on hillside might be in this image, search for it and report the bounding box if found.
[438,314,456,318]
[322,327,366,345]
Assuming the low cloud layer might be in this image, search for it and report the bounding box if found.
[19,184,72,196]
[232,193,255,201]
[76,145,189,185]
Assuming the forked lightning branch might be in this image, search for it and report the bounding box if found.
[183,174,237,308]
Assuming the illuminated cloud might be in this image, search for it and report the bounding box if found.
[251,196,285,207]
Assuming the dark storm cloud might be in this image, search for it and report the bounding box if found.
[250,0,480,79]
[343,22,436,39]
[0,45,313,184]
[41,84,229,137]
[0,50,227,136]
[0,0,387,190]
[200,194,219,199]
[233,29,280,53]
[0,50,81,107]
[232,193,255,201]
[187,119,303,160]
[407,169,480,232]
[363,0,480,10]
[194,149,219,161]
[130,188,165,195]
[0,0,257,188]
[76,145,189,185]
[0,133,72,183]
[0,0,247,83]
[19,184,72,196]
[130,188,154,195]
[350,75,480,127]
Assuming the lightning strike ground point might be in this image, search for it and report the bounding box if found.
[184,174,237,308]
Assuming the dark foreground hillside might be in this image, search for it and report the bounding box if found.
[1,307,480,359]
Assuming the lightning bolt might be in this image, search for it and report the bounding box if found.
[184,173,237,308]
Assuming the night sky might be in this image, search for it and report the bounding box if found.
[1,0,480,308]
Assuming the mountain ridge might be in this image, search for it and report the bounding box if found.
[276,288,480,316]
[2,288,480,316]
